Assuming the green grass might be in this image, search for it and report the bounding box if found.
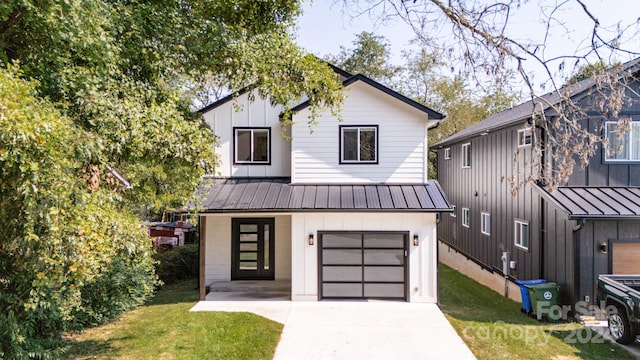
[61,279,283,360]
[439,264,635,360]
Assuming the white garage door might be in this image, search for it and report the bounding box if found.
[319,232,408,300]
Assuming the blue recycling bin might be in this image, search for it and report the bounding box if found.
[515,279,547,314]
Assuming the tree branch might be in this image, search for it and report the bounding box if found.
[0,9,27,35]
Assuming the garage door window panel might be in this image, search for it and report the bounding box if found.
[319,231,408,300]
[323,267,362,282]
[365,284,405,297]
[364,267,404,282]
[323,283,363,297]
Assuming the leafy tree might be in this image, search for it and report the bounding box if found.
[0,65,157,358]
[327,31,401,84]
[0,1,344,358]
[565,60,618,84]
[398,46,518,176]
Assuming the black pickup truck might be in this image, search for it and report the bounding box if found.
[596,274,640,344]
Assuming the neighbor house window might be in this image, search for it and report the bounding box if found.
[481,212,490,235]
[234,127,270,164]
[450,205,457,217]
[444,148,451,160]
[518,128,533,147]
[462,143,471,168]
[462,208,470,228]
[515,220,529,250]
[605,120,640,161]
[340,125,378,164]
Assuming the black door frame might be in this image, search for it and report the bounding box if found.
[317,231,409,301]
[231,218,275,280]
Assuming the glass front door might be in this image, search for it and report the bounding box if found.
[231,218,275,280]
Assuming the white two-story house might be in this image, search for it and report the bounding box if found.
[196,66,450,302]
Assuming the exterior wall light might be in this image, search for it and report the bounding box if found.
[413,234,419,246]
[599,242,607,254]
[308,233,314,246]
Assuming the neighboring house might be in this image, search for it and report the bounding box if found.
[195,66,449,302]
[433,58,640,309]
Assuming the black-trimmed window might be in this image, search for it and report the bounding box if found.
[604,120,640,162]
[234,127,270,165]
[462,143,471,168]
[515,220,529,250]
[340,125,378,164]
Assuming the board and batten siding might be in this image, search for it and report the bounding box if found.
[576,220,640,305]
[291,82,429,184]
[567,116,640,187]
[290,212,438,302]
[437,123,579,305]
[201,93,291,178]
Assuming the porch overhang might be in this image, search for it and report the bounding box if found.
[538,186,640,220]
[194,177,452,213]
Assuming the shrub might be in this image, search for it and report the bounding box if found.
[154,244,199,284]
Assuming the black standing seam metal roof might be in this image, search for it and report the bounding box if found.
[433,57,640,147]
[195,177,452,213]
[539,186,640,219]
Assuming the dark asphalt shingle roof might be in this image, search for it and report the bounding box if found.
[434,57,640,147]
[196,177,452,213]
[541,186,640,219]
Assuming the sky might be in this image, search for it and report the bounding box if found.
[294,0,640,93]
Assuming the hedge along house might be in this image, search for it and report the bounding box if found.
[195,66,450,302]
[433,58,640,308]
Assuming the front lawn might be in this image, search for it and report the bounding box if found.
[62,279,283,359]
[439,264,634,359]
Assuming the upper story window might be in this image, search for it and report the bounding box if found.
[518,128,532,147]
[444,148,451,160]
[340,125,378,164]
[462,143,471,168]
[605,120,640,162]
[481,212,490,236]
[514,220,529,250]
[462,207,470,228]
[234,127,270,165]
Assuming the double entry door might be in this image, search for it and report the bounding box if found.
[231,218,275,280]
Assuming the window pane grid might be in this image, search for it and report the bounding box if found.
[341,126,377,163]
[234,128,270,164]
[605,120,640,161]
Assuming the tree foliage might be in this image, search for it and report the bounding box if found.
[0,65,157,358]
[327,31,401,84]
[0,1,344,358]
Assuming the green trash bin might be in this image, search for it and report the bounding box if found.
[526,282,560,321]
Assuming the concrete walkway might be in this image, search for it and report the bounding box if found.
[191,297,475,359]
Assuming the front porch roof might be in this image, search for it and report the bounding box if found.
[539,186,640,220]
[195,177,452,213]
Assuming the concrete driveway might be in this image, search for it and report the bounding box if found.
[191,298,475,359]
